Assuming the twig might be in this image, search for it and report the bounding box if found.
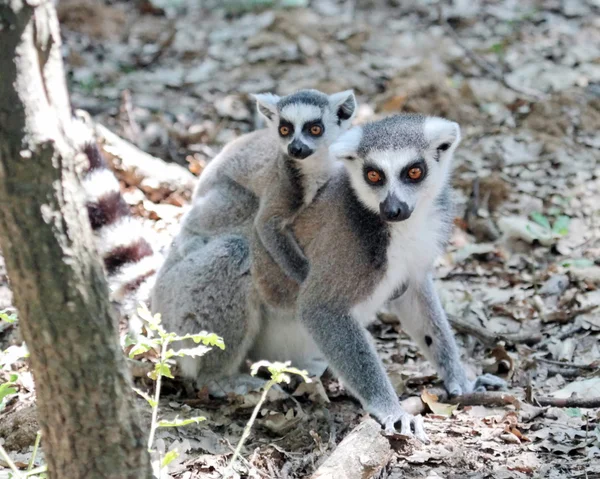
[401,388,521,416]
[542,305,599,324]
[449,314,542,345]
[147,339,168,450]
[27,431,42,471]
[228,378,277,474]
[448,391,521,409]
[535,396,600,408]
[0,443,24,479]
[536,357,599,371]
[437,4,546,101]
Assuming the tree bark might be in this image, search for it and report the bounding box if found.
[0,1,152,478]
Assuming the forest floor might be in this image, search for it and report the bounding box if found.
[1,0,600,478]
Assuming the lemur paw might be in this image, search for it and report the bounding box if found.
[445,373,507,396]
[381,410,430,444]
[472,373,507,392]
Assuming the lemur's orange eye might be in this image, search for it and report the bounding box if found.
[367,170,382,183]
[408,167,423,181]
[279,125,290,136]
[310,125,322,136]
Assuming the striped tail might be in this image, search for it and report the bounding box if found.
[81,141,162,312]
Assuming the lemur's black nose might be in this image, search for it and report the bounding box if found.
[288,140,313,159]
[380,195,412,222]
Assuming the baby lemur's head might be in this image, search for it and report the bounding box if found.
[253,89,357,161]
[331,114,461,223]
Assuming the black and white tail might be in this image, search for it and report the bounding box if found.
[80,136,161,314]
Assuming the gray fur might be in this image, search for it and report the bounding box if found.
[151,113,505,441]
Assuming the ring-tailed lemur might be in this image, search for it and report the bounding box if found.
[151,114,506,441]
[78,130,161,315]
[197,89,357,307]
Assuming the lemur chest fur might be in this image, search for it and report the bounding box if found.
[351,216,441,324]
[281,155,333,223]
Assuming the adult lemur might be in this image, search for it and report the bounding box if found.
[152,113,506,440]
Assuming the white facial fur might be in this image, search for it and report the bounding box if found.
[253,90,357,158]
[331,116,460,222]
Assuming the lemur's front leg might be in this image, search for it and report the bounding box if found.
[388,273,506,395]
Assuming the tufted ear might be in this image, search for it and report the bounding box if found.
[423,117,461,161]
[252,93,280,122]
[328,90,357,126]
[330,126,363,161]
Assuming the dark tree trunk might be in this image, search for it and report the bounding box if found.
[0,1,152,478]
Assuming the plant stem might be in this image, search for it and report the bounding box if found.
[228,378,276,471]
[147,338,169,450]
[28,431,42,471]
[24,465,47,477]
[0,443,24,479]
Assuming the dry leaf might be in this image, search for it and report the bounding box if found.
[421,389,458,417]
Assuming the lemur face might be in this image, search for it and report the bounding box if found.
[331,115,461,223]
[254,89,356,161]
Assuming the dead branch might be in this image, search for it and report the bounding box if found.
[542,305,599,324]
[535,396,600,408]
[71,113,197,201]
[437,4,546,101]
[536,357,599,371]
[401,388,521,416]
[449,314,542,346]
[310,418,392,479]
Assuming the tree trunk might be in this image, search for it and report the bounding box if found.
[0,1,152,478]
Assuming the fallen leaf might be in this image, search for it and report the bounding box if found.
[421,389,458,417]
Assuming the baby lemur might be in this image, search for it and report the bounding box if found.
[193,89,357,306]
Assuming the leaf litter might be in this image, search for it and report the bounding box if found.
[2,0,600,477]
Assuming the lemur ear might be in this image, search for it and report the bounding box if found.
[423,117,461,161]
[253,93,280,122]
[328,90,357,125]
[330,126,362,161]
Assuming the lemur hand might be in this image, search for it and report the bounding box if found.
[445,373,507,396]
[373,405,430,443]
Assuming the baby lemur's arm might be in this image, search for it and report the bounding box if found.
[255,191,309,284]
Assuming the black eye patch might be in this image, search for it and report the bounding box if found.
[400,160,427,184]
[363,164,386,186]
[303,121,324,137]
[278,119,294,137]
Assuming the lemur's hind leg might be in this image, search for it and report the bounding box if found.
[388,274,506,395]
[151,235,262,387]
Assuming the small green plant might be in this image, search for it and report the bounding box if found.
[127,303,224,471]
[0,374,18,411]
[0,431,46,478]
[0,309,17,324]
[227,360,311,474]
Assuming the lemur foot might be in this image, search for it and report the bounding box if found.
[471,373,507,392]
[202,374,285,398]
[382,410,430,444]
[445,373,507,396]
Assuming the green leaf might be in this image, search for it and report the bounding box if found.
[531,212,551,230]
[133,387,157,408]
[171,332,225,350]
[128,342,154,359]
[166,345,211,359]
[161,450,179,468]
[157,416,205,428]
[560,258,595,268]
[150,362,173,380]
[552,215,570,236]
[250,360,311,385]
[565,407,581,418]
[0,310,17,323]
